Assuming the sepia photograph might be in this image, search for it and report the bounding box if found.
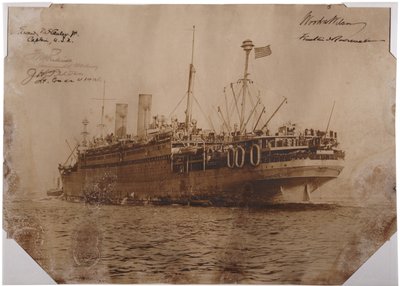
[3,3,396,284]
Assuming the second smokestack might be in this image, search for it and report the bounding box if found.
[137,94,152,137]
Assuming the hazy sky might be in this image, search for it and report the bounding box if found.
[5,4,395,200]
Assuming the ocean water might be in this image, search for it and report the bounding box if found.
[4,197,396,284]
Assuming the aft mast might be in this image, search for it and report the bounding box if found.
[239,39,254,134]
[185,25,196,133]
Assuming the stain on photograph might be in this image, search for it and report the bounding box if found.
[4,4,396,284]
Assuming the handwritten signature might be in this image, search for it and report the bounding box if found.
[23,48,98,70]
[24,48,72,63]
[298,11,384,44]
[300,11,367,36]
[299,33,385,44]
[21,68,101,85]
[18,26,79,44]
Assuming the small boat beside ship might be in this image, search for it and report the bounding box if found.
[46,188,63,197]
[46,177,63,197]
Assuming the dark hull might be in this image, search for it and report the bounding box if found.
[62,157,344,206]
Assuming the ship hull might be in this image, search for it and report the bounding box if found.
[62,158,344,206]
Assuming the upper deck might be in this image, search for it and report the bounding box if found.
[78,137,172,169]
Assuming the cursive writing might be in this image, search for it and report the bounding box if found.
[21,68,101,85]
[38,63,98,70]
[23,48,98,70]
[24,48,72,63]
[300,11,367,36]
[299,33,385,44]
[18,26,79,44]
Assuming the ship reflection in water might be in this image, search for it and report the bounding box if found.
[5,198,395,284]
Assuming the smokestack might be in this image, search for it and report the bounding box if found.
[115,103,128,138]
[137,94,152,137]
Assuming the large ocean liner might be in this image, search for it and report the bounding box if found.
[58,29,345,206]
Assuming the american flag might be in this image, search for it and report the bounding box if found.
[254,45,272,59]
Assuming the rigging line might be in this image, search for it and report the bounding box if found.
[245,84,259,129]
[253,90,261,126]
[224,88,231,129]
[239,80,251,131]
[242,97,261,133]
[247,83,256,113]
[229,99,237,121]
[234,83,245,125]
[252,99,268,131]
[225,84,235,118]
[62,144,78,166]
[226,84,238,115]
[253,79,288,104]
[207,115,216,133]
[253,81,274,101]
[253,106,266,131]
[249,57,260,87]
[249,85,261,125]
[185,73,220,133]
[192,95,215,131]
[324,101,336,137]
[250,57,270,97]
[219,82,242,126]
[231,83,243,125]
[216,106,231,133]
[249,81,260,102]
[168,92,187,119]
[65,139,77,161]
[189,71,215,116]
[261,96,287,130]
[212,106,225,132]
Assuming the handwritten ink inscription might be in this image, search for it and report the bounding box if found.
[21,47,100,86]
[298,11,385,44]
[24,48,72,63]
[21,68,101,85]
[298,33,384,44]
[18,26,79,44]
